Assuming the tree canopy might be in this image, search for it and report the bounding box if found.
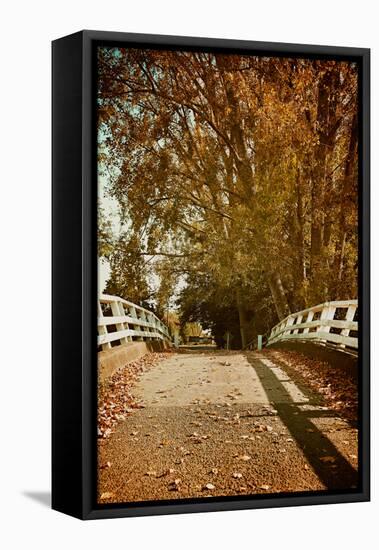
[97,48,358,348]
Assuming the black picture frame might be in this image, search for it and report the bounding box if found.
[52,30,370,520]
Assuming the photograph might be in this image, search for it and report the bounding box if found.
[96,45,360,505]
[1,0,376,542]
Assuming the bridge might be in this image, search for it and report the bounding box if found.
[98,294,358,355]
[98,294,171,351]
[97,293,359,503]
[267,299,358,353]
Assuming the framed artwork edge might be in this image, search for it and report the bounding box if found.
[52,30,370,520]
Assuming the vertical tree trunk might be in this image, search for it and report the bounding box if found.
[295,168,307,293]
[267,272,291,321]
[216,55,256,200]
[310,67,340,285]
[333,109,358,290]
[310,72,330,279]
[236,287,249,349]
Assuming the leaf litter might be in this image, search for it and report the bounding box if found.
[97,352,170,439]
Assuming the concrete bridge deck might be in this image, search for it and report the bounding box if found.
[98,349,358,503]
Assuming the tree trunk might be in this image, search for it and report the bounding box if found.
[216,55,256,201]
[310,74,329,278]
[310,67,340,282]
[333,109,358,290]
[267,272,291,321]
[236,287,249,349]
[295,168,307,290]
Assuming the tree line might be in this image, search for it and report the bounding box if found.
[97,48,358,348]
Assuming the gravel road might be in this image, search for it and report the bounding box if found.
[98,350,358,503]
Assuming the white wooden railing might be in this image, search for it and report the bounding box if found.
[267,300,358,351]
[98,294,171,351]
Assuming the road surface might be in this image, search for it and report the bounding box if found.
[98,350,358,503]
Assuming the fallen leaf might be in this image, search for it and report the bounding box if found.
[100,492,113,499]
[168,479,181,491]
[156,468,175,478]
[203,483,215,490]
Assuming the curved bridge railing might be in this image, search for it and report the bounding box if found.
[98,294,171,351]
[267,300,358,352]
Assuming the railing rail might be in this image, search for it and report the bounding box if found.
[98,294,171,351]
[266,299,358,352]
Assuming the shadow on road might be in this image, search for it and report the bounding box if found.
[246,355,358,491]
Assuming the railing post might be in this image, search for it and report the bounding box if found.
[148,313,156,340]
[110,300,129,344]
[98,300,111,351]
[257,335,263,350]
[320,303,336,335]
[284,315,296,336]
[303,310,314,334]
[129,305,141,341]
[292,314,303,334]
[138,309,147,339]
[340,304,356,348]
[152,315,159,339]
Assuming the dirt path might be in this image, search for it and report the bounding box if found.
[98,350,358,503]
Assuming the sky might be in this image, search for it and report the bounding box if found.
[98,173,119,294]
[98,171,187,308]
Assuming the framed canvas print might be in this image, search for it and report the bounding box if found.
[52,30,370,519]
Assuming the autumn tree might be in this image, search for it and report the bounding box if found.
[98,48,358,347]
